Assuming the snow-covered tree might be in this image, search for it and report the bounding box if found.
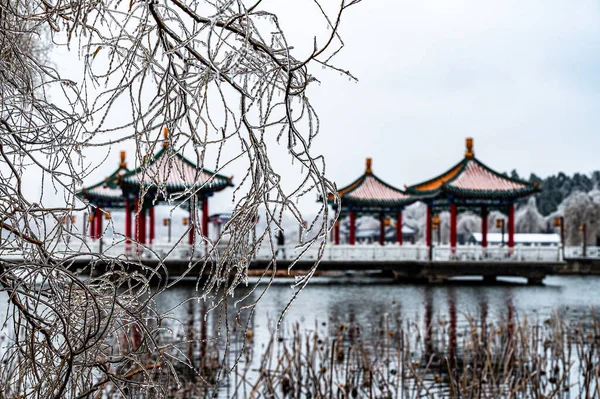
[516,197,545,233]
[0,0,361,396]
[457,211,481,235]
[563,191,600,245]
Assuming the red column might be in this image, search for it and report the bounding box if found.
[349,210,356,245]
[95,207,102,239]
[450,203,457,249]
[125,199,132,247]
[508,203,515,248]
[90,210,96,240]
[202,197,209,239]
[334,221,340,245]
[426,204,432,247]
[396,211,403,245]
[149,205,155,244]
[481,207,488,248]
[139,207,146,245]
[188,198,195,245]
[134,199,140,243]
[379,213,385,246]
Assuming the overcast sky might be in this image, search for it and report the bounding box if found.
[304,0,600,191]
[51,0,600,219]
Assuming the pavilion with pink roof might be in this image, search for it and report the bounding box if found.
[327,158,418,245]
[406,138,539,251]
[77,128,233,247]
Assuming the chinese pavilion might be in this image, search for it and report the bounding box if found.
[328,158,418,245]
[77,128,233,247]
[405,138,539,249]
[118,128,233,245]
[77,151,129,240]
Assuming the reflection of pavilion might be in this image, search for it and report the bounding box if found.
[77,128,233,246]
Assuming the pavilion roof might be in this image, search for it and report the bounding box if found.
[328,158,416,209]
[76,151,129,207]
[120,142,233,196]
[405,138,539,200]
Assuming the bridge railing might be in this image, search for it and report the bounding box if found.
[564,246,600,259]
[12,241,576,263]
[432,246,561,262]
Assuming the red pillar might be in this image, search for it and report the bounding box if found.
[149,205,155,244]
[95,207,102,239]
[379,213,385,246]
[125,199,132,247]
[202,197,209,239]
[134,200,140,243]
[188,198,195,245]
[89,210,96,240]
[139,206,146,245]
[334,221,340,245]
[396,211,403,245]
[507,203,515,248]
[450,203,458,249]
[349,210,356,245]
[426,204,432,247]
[481,207,488,248]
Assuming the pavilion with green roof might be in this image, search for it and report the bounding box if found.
[327,158,418,245]
[405,138,539,251]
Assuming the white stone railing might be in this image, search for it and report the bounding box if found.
[6,241,600,263]
[564,246,600,259]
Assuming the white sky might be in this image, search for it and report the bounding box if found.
[46,0,600,219]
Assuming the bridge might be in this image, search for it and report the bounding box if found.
[3,242,595,285]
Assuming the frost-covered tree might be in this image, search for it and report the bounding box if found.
[563,191,600,245]
[516,197,545,233]
[0,0,361,396]
[457,211,481,236]
[403,202,426,243]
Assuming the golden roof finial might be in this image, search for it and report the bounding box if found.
[366,158,372,174]
[119,150,126,168]
[465,137,474,159]
[163,127,169,148]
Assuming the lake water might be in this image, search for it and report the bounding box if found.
[2,274,600,397]
[150,274,600,397]
[156,274,600,336]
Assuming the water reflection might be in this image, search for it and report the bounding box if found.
[2,275,600,397]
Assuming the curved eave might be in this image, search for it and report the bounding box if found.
[339,197,418,208]
[336,175,367,197]
[121,179,232,194]
[79,166,129,191]
[120,147,233,194]
[469,157,537,188]
[77,193,127,208]
[407,156,538,200]
[328,172,413,206]
[443,185,539,200]
[405,159,466,195]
